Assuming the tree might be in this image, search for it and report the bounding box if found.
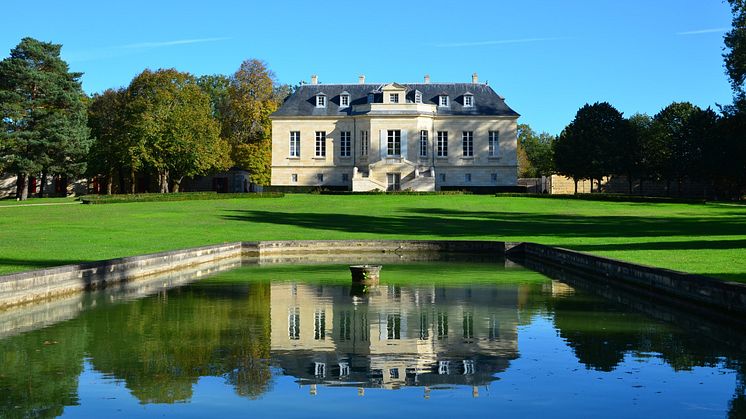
[87,88,130,194]
[621,113,652,193]
[724,0,746,96]
[0,37,89,200]
[651,102,700,195]
[517,124,555,179]
[125,69,230,193]
[554,102,626,193]
[223,59,280,186]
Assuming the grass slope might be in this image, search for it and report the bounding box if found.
[0,195,744,281]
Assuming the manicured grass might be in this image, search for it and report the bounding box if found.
[0,195,745,281]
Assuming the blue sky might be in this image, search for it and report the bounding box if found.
[0,0,734,134]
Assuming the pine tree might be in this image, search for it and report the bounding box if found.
[0,37,89,200]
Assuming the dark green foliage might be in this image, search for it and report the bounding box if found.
[79,191,284,204]
[725,0,746,95]
[0,37,90,200]
[554,102,627,193]
[87,88,129,194]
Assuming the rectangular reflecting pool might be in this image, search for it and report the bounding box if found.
[0,259,744,418]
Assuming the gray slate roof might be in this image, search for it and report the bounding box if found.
[271,83,519,117]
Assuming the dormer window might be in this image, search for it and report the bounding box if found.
[439,95,449,107]
[339,91,350,108]
[390,93,399,103]
[316,93,326,108]
[463,93,474,107]
[414,90,422,104]
[367,93,375,103]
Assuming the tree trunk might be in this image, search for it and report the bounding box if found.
[158,170,169,193]
[628,174,633,194]
[130,169,136,194]
[16,173,28,200]
[590,179,594,193]
[666,180,671,197]
[573,178,578,195]
[172,176,184,193]
[106,170,113,195]
[639,179,644,195]
[39,170,47,198]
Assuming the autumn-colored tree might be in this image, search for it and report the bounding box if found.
[126,69,230,193]
[224,59,279,185]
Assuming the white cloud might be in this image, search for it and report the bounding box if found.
[121,37,231,49]
[676,28,729,36]
[434,37,565,48]
[66,37,231,62]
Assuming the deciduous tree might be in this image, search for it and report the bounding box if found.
[223,59,279,186]
[126,69,230,193]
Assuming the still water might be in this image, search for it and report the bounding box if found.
[0,261,743,418]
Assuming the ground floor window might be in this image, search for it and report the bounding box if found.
[420,130,428,157]
[315,131,326,157]
[387,130,401,156]
[437,131,448,157]
[462,131,473,157]
[340,131,351,157]
[361,130,369,156]
[489,131,499,157]
[387,172,401,191]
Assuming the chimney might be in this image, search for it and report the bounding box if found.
[424,74,430,84]
[472,72,478,84]
[311,75,318,85]
[358,74,366,84]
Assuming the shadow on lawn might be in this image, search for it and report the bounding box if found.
[0,258,80,270]
[221,208,746,281]
[222,208,746,240]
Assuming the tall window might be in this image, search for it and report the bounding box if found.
[463,94,473,107]
[489,131,499,157]
[340,131,351,157]
[437,131,448,157]
[314,309,326,340]
[289,131,300,157]
[316,94,326,107]
[439,95,449,107]
[387,130,401,156]
[463,311,474,340]
[340,94,349,107]
[389,93,399,103]
[387,314,401,340]
[419,130,428,158]
[462,131,473,157]
[315,131,326,157]
[437,312,448,340]
[288,307,300,340]
[414,91,422,104]
[339,310,352,341]
[361,130,369,156]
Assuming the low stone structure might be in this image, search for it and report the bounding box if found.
[1,240,744,317]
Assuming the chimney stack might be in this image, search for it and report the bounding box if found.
[311,75,318,85]
[358,74,366,84]
[472,72,478,84]
[424,74,430,84]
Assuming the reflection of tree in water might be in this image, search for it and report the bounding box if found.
[85,281,272,403]
[0,319,86,418]
[550,286,746,418]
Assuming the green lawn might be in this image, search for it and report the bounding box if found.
[1,194,745,282]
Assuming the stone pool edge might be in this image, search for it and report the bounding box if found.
[0,240,744,314]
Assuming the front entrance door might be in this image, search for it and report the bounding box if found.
[386,173,401,191]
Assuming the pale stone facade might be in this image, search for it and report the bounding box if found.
[270,75,520,192]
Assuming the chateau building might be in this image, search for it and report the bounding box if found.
[270,74,520,192]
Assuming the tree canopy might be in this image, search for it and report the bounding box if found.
[0,37,89,199]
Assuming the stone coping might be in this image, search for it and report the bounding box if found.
[0,239,744,316]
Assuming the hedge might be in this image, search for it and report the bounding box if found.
[79,192,284,204]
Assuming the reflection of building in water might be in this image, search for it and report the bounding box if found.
[270,282,519,389]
